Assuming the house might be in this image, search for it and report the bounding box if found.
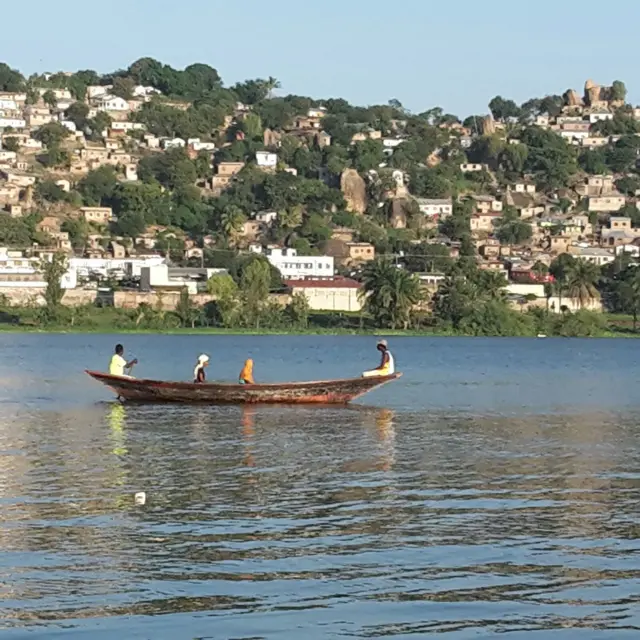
[36,216,61,234]
[110,241,126,259]
[50,231,72,251]
[588,193,626,213]
[80,207,113,224]
[472,195,503,213]
[0,183,21,204]
[315,131,331,148]
[460,163,485,173]
[415,198,453,218]
[285,277,362,312]
[577,174,614,197]
[573,247,615,266]
[513,182,536,194]
[144,134,161,149]
[0,170,36,188]
[161,138,186,149]
[600,217,640,247]
[346,242,375,264]
[87,85,110,99]
[581,136,609,148]
[588,110,613,123]
[351,129,382,143]
[0,118,26,129]
[80,145,110,163]
[255,210,277,225]
[255,150,278,169]
[96,95,130,112]
[470,212,501,232]
[548,235,572,254]
[211,161,245,190]
[266,247,334,280]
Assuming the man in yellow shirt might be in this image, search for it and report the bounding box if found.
[109,344,137,377]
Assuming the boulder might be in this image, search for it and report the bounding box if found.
[563,89,582,107]
[340,168,367,214]
[480,115,496,135]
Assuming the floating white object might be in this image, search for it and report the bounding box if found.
[134,491,146,505]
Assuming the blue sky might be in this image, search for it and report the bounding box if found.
[4,0,639,116]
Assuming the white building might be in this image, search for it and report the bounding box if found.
[140,264,226,294]
[588,111,614,124]
[0,248,77,289]
[69,255,165,279]
[0,118,26,129]
[256,151,278,168]
[161,138,186,149]
[266,247,334,280]
[189,139,216,152]
[415,198,453,218]
[573,247,615,267]
[96,95,130,112]
[110,121,146,132]
[0,99,17,111]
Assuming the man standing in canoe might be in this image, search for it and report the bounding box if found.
[109,344,137,377]
[362,339,395,378]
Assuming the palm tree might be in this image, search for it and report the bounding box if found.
[565,260,601,309]
[219,206,247,246]
[278,205,303,231]
[360,258,422,329]
[265,76,281,99]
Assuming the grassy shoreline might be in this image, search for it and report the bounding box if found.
[0,324,638,338]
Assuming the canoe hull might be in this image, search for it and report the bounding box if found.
[85,370,401,405]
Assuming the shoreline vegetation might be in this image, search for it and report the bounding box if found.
[0,304,637,338]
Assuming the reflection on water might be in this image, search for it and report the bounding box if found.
[0,402,639,638]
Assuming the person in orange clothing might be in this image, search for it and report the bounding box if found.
[238,358,255,384]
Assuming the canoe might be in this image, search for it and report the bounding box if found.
[85,370,402,405]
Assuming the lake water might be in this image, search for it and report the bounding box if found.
[0,334,639,639]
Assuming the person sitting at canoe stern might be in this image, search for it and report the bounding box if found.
[362,339,395,378]
[193,354,209,383]
[239,358,255,385]
[109,344,137,377]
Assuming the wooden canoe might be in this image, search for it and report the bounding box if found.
[85,370,402,405]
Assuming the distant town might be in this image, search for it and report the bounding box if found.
[0,59,639,335]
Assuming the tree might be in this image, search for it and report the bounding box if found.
[611,80,627,102]
[112,77,136,99]
[286,292,310,328]
[520,127,578,189]
[206,273,239,327]
[360,258,422,329]
[35,180,67,204]
[65,102,90,130]
[565,260,601,309]
[40,253,68,321]
[615,266,640,330]
[61,218,89,250]
[0,63,25,92]
[175,287,200,328]
[488,95,521,121]
[42,89,57,109]
[2,137,19,153]
[239,258,272,328]
[219,205,247,244]
[241,113,263,140]
[34,122,70,148]
[494,208,533,246]
[113,211,146,238]
[78,166,118,206]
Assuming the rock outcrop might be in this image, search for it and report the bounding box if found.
[563,89,582,107]
[340,169,367,214]
[389,198,408,229]
[480,115,496,136]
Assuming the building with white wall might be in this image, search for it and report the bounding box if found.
[266,247,334,280]
[70,255,165,279]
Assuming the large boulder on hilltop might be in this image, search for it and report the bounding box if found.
[340,169,367,214]
[584,79,602,105]
[480,115,496,135]
[563,89,582,107]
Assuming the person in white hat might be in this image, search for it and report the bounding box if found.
[362,339,395,378]
[193,354,210,383]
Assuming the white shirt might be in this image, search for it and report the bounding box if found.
[109,354,127,376]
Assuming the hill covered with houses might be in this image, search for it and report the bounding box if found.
[0,59,639,335]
